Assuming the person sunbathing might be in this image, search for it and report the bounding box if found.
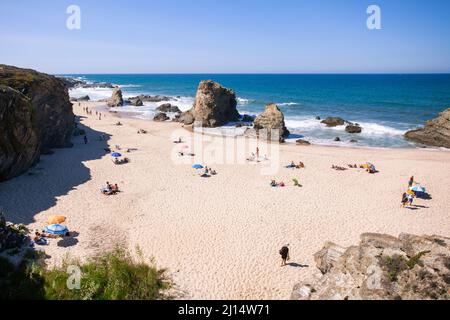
[210,169,217,175]
[296,162,305,169]
[287,161,296,168]
[270,180,278,187]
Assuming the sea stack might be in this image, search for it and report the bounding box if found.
[107,87,124,107]
[0,64,75,180]
[246,103,290,142]
[405,108,450,148]
[181,80,239,127]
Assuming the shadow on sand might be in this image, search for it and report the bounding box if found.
[0,116,111,225]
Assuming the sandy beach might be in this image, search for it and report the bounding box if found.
[1,101,449,300]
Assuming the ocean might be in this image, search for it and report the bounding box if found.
[65,74,450,148]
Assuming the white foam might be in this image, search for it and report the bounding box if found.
[277,102,300,106]
[69,87,113,101]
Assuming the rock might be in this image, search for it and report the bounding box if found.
[334,137,341,142]
[153,112,170,122]
[107,87,124,107]
[350,139,358,143]
[0,86,40,181]
[128,97,143,107]
[70,95,90,102]
[296,139,311,146]
[133,95,171,103]
[0,65,75,177]
[178,110,195,125]
[321,117,346,127]
[405,108,450,148]
[292,233,450,300]
[0,211,29,253]
[241,114,255,123]
[346,124,362,134]
[156,103,181,113]
[316,116,321,120]
[182,80,239,127]
[235,123,243,128]
[251,103,290,142]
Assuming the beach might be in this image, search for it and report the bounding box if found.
[1,101,449,300]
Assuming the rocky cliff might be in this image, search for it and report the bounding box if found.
[245,103,290,142]
[405,108,450,148]
[107,87,124,107]
[182,80,239,127]
[0,65,74,180]
[292,233,450,300]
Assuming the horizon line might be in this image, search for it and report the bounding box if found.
[56,72,450,76]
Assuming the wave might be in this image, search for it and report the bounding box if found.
[277,102,300,106]
[237,98,255,105]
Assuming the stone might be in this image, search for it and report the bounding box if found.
[241,114,255,123]
[178,110,195,125]
[321,117,346,127]
[156,103,181,113]
[182,80,239,127]
[107,87,124,107]
[128,97,143,107]
[334,137,341,142]
[345,124,362,134]
[350,139,358,143]
[292,233,450,300]
[405,108,450,148]
[251,103,290,142]
[70,95,90,102]
[153,112,170,122]
[296,139,311,146]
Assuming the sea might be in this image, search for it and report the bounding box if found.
[65,74,450,148]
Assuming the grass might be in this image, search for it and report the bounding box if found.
[0,248,172,300]
[380,251,430,283]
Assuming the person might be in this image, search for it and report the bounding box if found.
[407,192,415,206]
[408,176,415,188]
[297,162,305,169]
[256,147,260,160]
[280,245,290,267]
[83,135,88,144]
[401,193,408,208]
[210,169,217,175]
[289,161,296,168]
[112,184,119,193]
[270,180,277,187]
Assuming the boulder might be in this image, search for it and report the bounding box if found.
[0,211,29,253]
[70,95,90,102]
[156,103,181,113]
[182,80,240,127]
[153,112,169,122]
[405,108,450,148]
[0,86,40,181]
[241,114,255,123]
[296,139,311,146]
[321,117,346,127]
[136,95,171,103]
[292,233,450,300]
[178,110,195,125]
[346,124,362,134]
[350,139,358,143]
[107,87,124,107]
[315,116,321,120]
[334,137,341,142]
[128,97,143,107]
[0,64,74,158]
[251,103,290,142]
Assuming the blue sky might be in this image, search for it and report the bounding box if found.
[0,0,449,73]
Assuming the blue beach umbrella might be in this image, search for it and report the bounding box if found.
[192,164,204,169]
[410,186,426,193]
[111,152,122,158]
[45,224,69,235]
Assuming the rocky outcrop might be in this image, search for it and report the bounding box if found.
[156,103,181,113]
[181,80,239,127]
[153,113,170,122]
[321,117,345,127]
[0,212,29,254]
[346,124,362,134]
[107,87,124,107]
[296,139,311,146]
[405,108,450,148]
[292,233,450,300]
[0,86,40,181]
[248,103,290,142]
[178,110,194,125]
[70,95,90,102]
[0,64,74,154]
[128,97,143,107]
[131,95,171,103]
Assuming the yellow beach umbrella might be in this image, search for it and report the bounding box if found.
[47,215,66,225]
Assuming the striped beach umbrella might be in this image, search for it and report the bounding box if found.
[45,224,69,235]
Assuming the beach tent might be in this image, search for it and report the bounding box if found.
[45,224,69,235]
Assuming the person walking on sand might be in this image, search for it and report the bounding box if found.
[279,245,290,267]
[408,176,415,188]
[401,193,408,208]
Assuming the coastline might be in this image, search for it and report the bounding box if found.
[2,101,449,299]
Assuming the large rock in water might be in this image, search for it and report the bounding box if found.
[291,233,450,300]
[184,80,239,127]
[0,86,40,181]
[321,117,346,127]
[405,108,450,148]
[248,103,290,142]
[107,87,124,107]
[0,65,75,153]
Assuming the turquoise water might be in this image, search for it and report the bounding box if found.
[66,74,450,148]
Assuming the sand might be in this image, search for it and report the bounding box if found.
[1,101,449,300]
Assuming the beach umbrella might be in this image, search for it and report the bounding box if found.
[411,186,426,193]
[45,224,69,235]
[47,215,66,225]
[111,152,122,158]
[192,164,204,169]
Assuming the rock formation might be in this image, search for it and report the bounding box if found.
[296,139,311,146]
[292,233,450,300]
[249,103,290,142]
[70,95,90,102]
[107,87,124,107]
[0,65,75,180]
[405,108,450,148]
[153,113,170,122]
[321,117,346,127]
[178,111,195,125]
[156,103,181,113]
[181,80,239,127]
[345,124,362,134]
[0,86,40,181]
[128,97,143,107]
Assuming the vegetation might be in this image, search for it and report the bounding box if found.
[380,251,430,283]
[0,248,171,300]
